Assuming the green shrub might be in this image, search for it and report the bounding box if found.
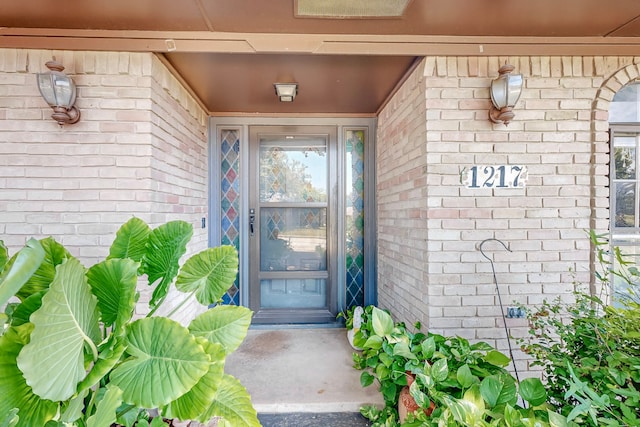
[351,307,574,427]
[520,294,640,426]
[519,232,640,426]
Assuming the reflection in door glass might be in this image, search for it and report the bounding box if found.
[259,137,327,202]
[260,207,327,271]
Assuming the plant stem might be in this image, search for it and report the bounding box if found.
[165,290,198,319]
[116,403,136,419]
[146,295,166,317]
[146,290,198,319]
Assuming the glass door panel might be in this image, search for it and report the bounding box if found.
[260,207,327,272]
[259,139,327,203]
[249,126,336,323]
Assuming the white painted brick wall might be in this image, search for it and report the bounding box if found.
[0,49,209,325]
[376,56,633,373]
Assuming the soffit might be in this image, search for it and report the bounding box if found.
[2,0,640,115]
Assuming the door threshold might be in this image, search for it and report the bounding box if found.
[251,308,337,325]
[249,321,344,330]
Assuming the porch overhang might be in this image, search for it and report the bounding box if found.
[2,0,640,115]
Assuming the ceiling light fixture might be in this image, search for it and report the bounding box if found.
[489,64,523,126]
[296,0,411,18]
[274,83,298,102]
[36,58,81,126]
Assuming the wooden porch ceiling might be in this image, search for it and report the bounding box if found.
[2,0,640,115]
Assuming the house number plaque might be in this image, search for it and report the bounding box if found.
[462,165,527,189]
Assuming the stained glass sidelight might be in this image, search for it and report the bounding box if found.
[220,129,240,305]
[346,130,365,308]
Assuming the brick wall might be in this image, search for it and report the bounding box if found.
[376,56,634,374]
[0,49,209,324]
[376,60,430,327]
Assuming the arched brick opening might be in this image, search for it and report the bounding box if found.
[590,61,640,295]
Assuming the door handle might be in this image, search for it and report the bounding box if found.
[249,208,255,236]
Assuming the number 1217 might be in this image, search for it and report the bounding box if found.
[464,165,527,189]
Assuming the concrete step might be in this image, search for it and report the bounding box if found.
[226,328,384,414]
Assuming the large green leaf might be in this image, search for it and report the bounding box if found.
[86,385,123,427]
[87,258,138,331]
[9,291,45,327]
[110,317,209,408]
[480,375,505,407]
[59,389,89,423]
[548,409,573,427]
[503,404,522,426]
[163,338,226,420]
[0,324,59,427]
[421,336,436,360]
[17,257,101,401]
[143,221,193,308]
[175,246,239,305]
[0,408,18,427]
[371,307,393,337]
[480,374,517,407]
[392,342,417,360]
[16,237,69,301]
[485,350,511,368]
[409,380,430,409]
[360,371,375,387]
[0,240,8,273]
[0,239,44,307]
[362,335,383,350]
[108,217,151,263]
[444,389,484,427]
[519,377,547,407]
[431,358,449,383]
[198,374,260,426]
[189,305,253,355]
[457,364,479,389]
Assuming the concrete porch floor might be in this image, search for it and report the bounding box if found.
[225,328,384,414]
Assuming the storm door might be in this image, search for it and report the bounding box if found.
[248,126,338,323]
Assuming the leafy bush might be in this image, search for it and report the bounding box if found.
[520,295,640,426]
[351,307,574,426]
[519,232,640,426]
[0,218,259,427]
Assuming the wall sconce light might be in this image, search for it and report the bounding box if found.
[489,64,523,126]
[36,58,81,126]
[274,83,298,102]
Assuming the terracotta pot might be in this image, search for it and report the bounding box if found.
[398,373,435,423]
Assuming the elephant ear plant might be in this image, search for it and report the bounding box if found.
[0,218,259,427]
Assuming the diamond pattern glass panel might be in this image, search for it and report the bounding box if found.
[346,130,365,308]
[260,207,327,272]
[220,129,240,305]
